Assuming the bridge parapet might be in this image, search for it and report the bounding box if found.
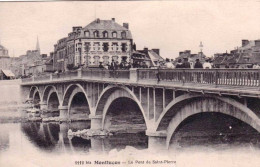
[21,69,260,97]
[138,68,260,87]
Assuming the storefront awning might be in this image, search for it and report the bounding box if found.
[2,70,15,77]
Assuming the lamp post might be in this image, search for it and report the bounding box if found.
[78,41,82,67]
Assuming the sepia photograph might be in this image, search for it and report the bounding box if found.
[0,0,260,167]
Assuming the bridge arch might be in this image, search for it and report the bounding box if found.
[42,86,61,111]
[42,85,61,104]
[155,94,260,148]
[95,85,148,130]
[62,84,92,117]
[29,86,41,100]
[29,86,42,107]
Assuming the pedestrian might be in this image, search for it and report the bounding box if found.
[109,59,116,78]
[175,59,183,68]
[165,58,174,69]
[99,61,104,69]
[194,59,203,68]
[182,58,191,68]
[115,61,119,78]
[203,59,212,69]
[194,59,203,83]
[156,67,161,83]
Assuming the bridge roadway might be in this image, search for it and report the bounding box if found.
[21,68,260,149]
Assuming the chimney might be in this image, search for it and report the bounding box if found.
[242,39,249,47]
[96,18,100,23]
[112,18,115,22]
[255,40,260,47]
[144,47,148,54]
[133,43,136,51]
[72,26,82,32]
[152,49,160,55]
[123,23,129,29]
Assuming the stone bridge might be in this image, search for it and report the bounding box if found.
[21,68,260,149]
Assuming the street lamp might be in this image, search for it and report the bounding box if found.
[78,41,82,67]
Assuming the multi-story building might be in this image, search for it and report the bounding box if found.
[53,37,67,72]
[53,18,133,71]
[76,18,132,66]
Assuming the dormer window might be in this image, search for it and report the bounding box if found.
[94,31,99,38]
[84,31,90,37]
[112,31,117,38]
[121,31,126,39]
[103,31,108,38]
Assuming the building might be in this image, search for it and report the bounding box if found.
[132,47,163,67]
[0,43,11,70]
[53,37,67,72]
[213,39,260,68]
[0,69,15,80]
[27,54,53,76]
[53,18,133,71]
[9,38,42,77]
[175,50,207,68]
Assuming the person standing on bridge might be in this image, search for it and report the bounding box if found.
[182,57,191,68]
[194,59,203,68]
[203,59,212,69]
[175,59,183,68]
[194,59,203,83]
[109,59,116,78]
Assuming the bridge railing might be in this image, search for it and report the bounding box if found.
[81,69,130,79]
[21,69,260,88]
[137,69,260,87]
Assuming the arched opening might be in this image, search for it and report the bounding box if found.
[103,97,148,150]
[33,91,41,109]
[69,92,90,120]
[47,92,60,116]
[104,97,147,133]
[169,112,260,149]
[156,95,260,148]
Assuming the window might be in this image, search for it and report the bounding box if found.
[112,42,118,51]
[103,43,109,52]
[112,31,117,38]
[93,42,100,51]
[84,31,90,37]
[121,31,126,39]
[103,56,109,65]
[93,56,100,65]
[103,31,108,38]
[84,42,91,53]
[94,31,99,38]
[121,43,127,52]
[112,56,118,62]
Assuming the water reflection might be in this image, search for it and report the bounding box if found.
[20,121,148,154]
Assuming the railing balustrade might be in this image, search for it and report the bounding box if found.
[21,69,260,88]
[137,69,260,87]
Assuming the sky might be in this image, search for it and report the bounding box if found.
[0,1,260,59]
